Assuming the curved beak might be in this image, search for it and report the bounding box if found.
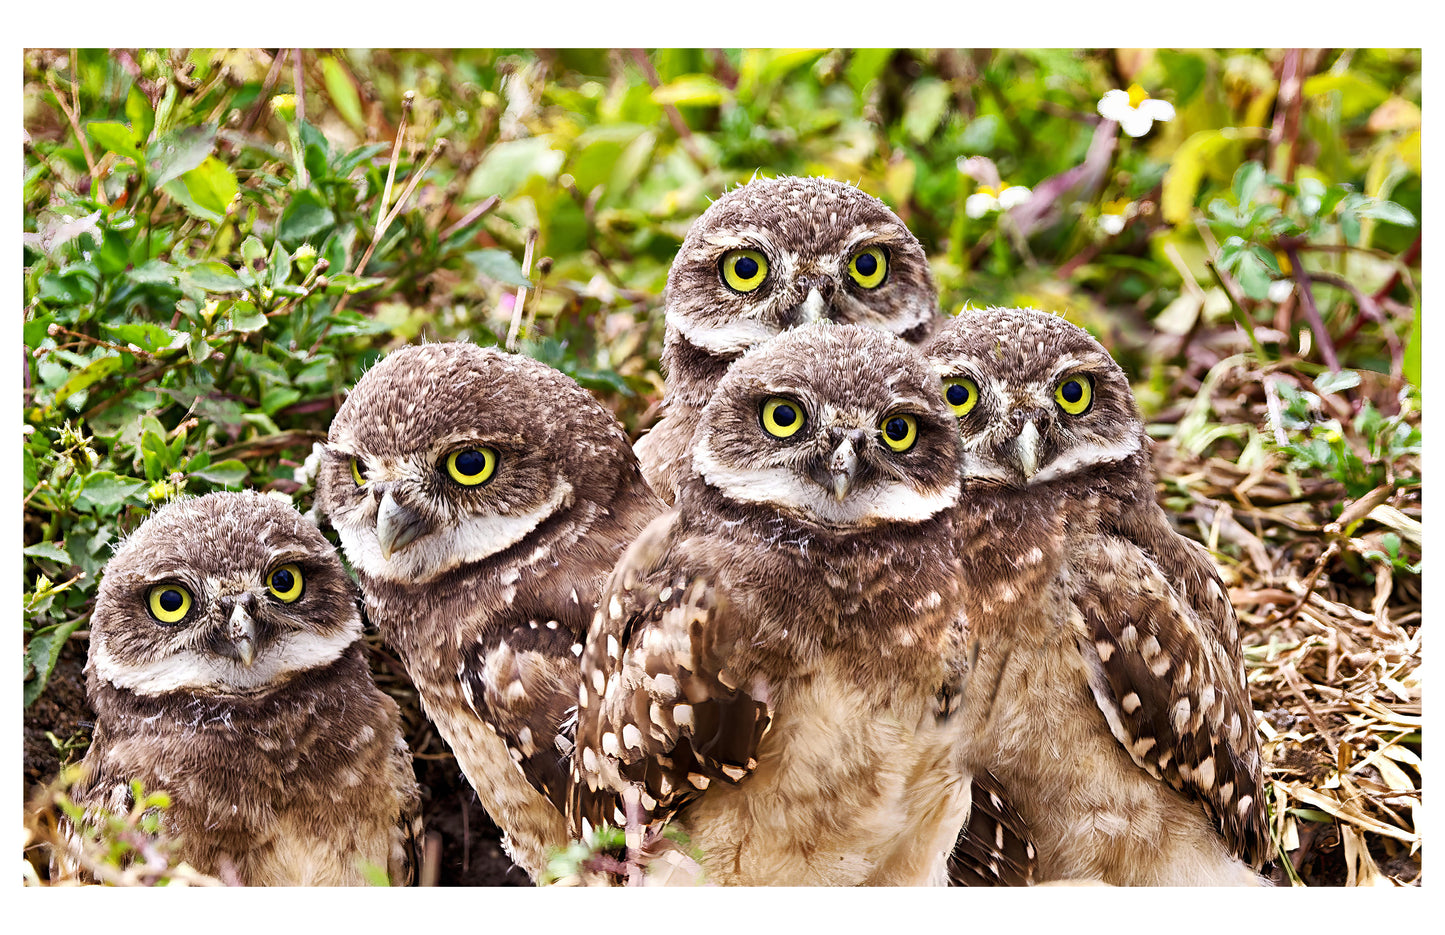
[376,489,431,560]
[825,434,861,501]
[228,602,257,668]
[796,286,827,325]
[1015,420,1041,481]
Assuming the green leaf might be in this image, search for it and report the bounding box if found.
[466,249,532,288]
[1234,251,1272,301]
[845,49,894,93]
[1315,370,1361,395]
[464,138,565,200]
[902,78,951,144]
[1355,199,1416,227]
[76,471,146,509]
[181,156,239,218]
[24,618,85,707]
[52,354,125,408]
[1302,72,1390,119]
[103,322,181,353]
[277,190,336,243]
[651,74,729,107]
[1161,129,1247,225]
[126,84,155,145]
[1231,161,1267,207]
[261,386,302,415]
[189,459,249,487]
[147,124,217,189]
[182,261,246,293]
[320,56,366,132]
[268,241,293,291]
[24,542,73,564]
[323,273,385,295]
[86,121,144,163]
[1403,298,1421,387]
[229,304,269,333]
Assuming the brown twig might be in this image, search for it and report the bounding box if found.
[243,49,289,131]
[1284,243,1341,372]
[45,72,105,205]
[439,194,500,241]
[629,49,707,168]
[505,229,539,352]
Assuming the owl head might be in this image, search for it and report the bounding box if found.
[664,176,939,364]
[689,322,961,532]
[87,491,361,697]
[923,307,1145,489]
[317,341,639,585]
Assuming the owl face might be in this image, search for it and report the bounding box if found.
[87,491,360,696]
[666,176,938,358]
[691,323,960,531]
[318,342,635,585]
[923,307,1144,489]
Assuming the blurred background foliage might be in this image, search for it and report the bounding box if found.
[22,48,1421,886]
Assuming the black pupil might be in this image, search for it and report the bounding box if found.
[734,256,759,279]
[946,383,970,406]
[772,404,797,427]
[455,449,487,476]
[158,589,184,612]
[271,569,294,593]
[855,252,878,276]
[885,417,909,441]
[1062,380,1084,404]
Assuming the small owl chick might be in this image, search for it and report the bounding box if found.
[65,491,420,886]
[572,323,976,886]
[316,342,665,881]
[636,175,941,502]
[924,307,1269,885]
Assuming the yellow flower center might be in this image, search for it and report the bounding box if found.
[977,184,1002,198]
[1104,198,1133,216]
[1126,84,1150,109]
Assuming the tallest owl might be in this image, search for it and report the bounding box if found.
[635,175,941,501]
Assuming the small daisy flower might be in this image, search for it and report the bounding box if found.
[1097,84,1175,138]
[1098,198,1136,235]
[966,183,1032,219]
[1267,279,1294,303]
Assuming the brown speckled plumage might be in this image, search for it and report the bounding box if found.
[66,492,419,886]
[925,307,1268,885]
[574,324,976,885]
[317,342,664,881]
[636,176,941,502]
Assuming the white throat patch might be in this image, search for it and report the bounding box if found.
[338,481,573,584]
[693,439,958,529]
[91,624,359,697]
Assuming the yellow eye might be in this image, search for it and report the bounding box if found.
[1055,375,1093,415]
[847,246,888,289]
[267,563,304,603]
[350,458,366,487]
[445,447,497,486]
[147,584,192,624]
[942,378,979,417]
[760,397,805,438]
[880,413,918,452]
[720,249,769,293]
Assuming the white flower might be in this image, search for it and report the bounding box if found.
[965,183,1032,219]
[1098,198,1136,235]
[1267,279,1295,303]
[1098,85,1175,138]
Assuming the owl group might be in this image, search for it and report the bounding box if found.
[59,175,1269,887]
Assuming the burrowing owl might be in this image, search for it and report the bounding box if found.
[635,175,941,502]
[316,341,665,881]
[571,323,976,885]
[65,491,420,885]
[925,307,1269,885]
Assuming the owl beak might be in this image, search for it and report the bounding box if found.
[1015,420,1041,480]
[228,603,257,668]
[824,433,862,501]
[376,490,430,560]
[796,286,828,325]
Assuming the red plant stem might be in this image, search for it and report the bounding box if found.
[1285,244,1341,372]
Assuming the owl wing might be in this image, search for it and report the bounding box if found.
[1074,535,1270,869]
[458,619,582,815]
[568,510,772,838]
[948,771,1038,886]
[1114,496,1243,657]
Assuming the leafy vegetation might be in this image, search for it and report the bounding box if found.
[23,48,1420,886]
